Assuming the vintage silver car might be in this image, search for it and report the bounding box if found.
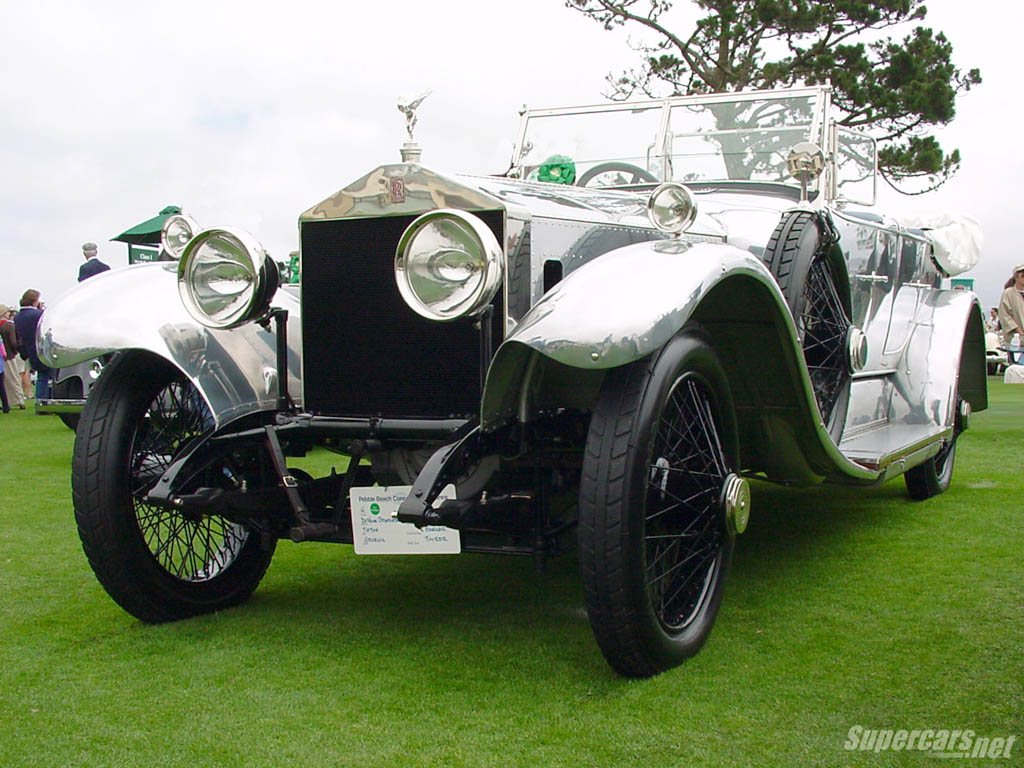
[39,86,986,677]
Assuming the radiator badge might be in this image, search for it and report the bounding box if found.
[389,176,406,204]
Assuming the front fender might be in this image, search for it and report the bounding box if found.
[496,240,762,371]
[37,263,301,427]
[482,239,879,485]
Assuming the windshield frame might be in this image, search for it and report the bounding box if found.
[513,85,869,204]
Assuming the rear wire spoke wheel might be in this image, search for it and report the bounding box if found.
[72,351,275,623]
[579,331,738,677]
[764,211,852,440]
[905,394,963,500]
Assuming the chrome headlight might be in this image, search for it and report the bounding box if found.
[177,227,279,329]
[395,210,504,321]
[161,214,201,260]
[647,182,697,234]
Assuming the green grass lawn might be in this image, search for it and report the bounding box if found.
[2,382,1021,767]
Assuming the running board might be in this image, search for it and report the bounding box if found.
[840,423,953,472]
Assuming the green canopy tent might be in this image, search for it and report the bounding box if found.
[111,205,181,263]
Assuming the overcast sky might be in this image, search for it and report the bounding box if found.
[2,0,1020,313]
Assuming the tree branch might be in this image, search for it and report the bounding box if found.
[567,0,978,194]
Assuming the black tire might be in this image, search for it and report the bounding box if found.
[904,396,963,500]
[505,227,532,321]
[579,331,738,677]
[763,211,851,441]
[72,351,275,623]
[577,161,659,187]
[52,375,82,431]
[58,414,81,431]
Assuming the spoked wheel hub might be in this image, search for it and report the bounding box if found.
[720,474,750,536]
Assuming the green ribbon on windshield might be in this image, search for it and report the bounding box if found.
[536,155,576,185]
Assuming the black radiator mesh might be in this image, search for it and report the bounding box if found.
[300,211,504,419]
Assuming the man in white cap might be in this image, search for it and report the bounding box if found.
[998,264,1024,364]
[78,241,110,282]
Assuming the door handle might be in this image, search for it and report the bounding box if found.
[856,273,889,284]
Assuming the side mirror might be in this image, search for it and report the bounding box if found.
[786,142,825,204]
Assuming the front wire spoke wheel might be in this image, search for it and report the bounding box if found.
[129,377,245,583]
[580,331,739,677]
[71,351,276,623]
[645,376,728,631]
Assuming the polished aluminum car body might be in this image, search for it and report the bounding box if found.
[40,265,302,425]
[38,85,986,677]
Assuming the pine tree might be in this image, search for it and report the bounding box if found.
[566,0,980,192]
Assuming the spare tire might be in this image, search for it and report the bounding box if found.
[762,211,852,441]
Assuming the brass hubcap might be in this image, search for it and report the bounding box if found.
[847,326,868,373]
[721,474,751,536]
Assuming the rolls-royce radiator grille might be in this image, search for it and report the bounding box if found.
[300,211,505,419]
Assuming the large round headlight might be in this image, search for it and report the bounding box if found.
[395,210,504,321]
[161,214,200,260]
[177,227,279,329]
[647,182,697,234]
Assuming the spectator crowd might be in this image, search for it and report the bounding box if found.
[1,290,51,413]
[2,242,112,415]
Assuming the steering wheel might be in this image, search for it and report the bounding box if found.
[577,162,659,187]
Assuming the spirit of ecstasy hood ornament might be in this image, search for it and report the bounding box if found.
[397,89,431,163]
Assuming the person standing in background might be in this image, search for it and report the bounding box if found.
[985,307,1000,335]
[0,336,10,413]
[78,241,110,282]
[0,304,26,409]
[998,264,1024,364]
[13,289,52,400]
[20,354,32,398]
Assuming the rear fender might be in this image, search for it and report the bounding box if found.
[903,290,987,422]
[956,300,988,413]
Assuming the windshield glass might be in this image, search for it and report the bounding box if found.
[834,127,877,204]
[666,94,816,184]
[518,105,664,186]
[517,90,824,189]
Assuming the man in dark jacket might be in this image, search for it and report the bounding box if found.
[13,289,52,399]
[78,241,110,282]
